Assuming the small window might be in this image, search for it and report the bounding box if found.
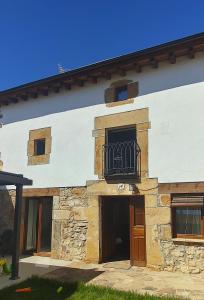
[115,86,128,101]
[34,139,46,156]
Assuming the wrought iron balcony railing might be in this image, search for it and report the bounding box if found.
[103,140,141,180]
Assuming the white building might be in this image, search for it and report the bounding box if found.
[1,32,204,273]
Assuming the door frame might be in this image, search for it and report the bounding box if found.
[23,197,53,255]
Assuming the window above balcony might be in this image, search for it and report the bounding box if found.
[104,80,139,107]
[103,127,141,180]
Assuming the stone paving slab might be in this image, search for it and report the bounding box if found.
[43,260,204,300]
[1,256,204,299]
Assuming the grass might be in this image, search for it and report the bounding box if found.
[0,276,183,300]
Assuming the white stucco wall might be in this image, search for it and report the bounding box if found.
[1,53,204,188]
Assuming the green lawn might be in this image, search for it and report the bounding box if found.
[0,277,183,300]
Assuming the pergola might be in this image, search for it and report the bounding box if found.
[0,171,32,280]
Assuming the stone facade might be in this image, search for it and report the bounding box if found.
[2,184,204,274]
[51,187,88,261]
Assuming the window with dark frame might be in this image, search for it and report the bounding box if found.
[172,196,204,239]
[115,85,128,101]
[34,138,46,156]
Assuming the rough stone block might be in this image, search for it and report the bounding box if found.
[160,194,171,206]
[145,195,158,208]
[53,196,60,209]
[160,224,172,240]
[73,207,88,221]
[85,238,100,263]
[53,210,71,220]
[145,207,171,225]
[146,226,164,267]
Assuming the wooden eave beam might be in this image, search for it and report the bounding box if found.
[134,63,142,73]
[53,86,60,93]
[75,79,84,87]
[63,80,72,90]
[90,76,98,84]
[150,58,158,68]
[117,68,126,77]
[19,94,28,101]
[51,82,62,93]
[188,47,195,59]
[39,87,49,96]
[28,90,38,99]
[9,97,18,104]
[168,52,176,64]
[102,72,112,80]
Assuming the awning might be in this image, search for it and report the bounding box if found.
[0,171,32,186]
[0,170,32,280]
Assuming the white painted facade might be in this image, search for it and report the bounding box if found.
[1,54,204,188]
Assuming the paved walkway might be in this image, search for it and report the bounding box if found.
[1,256,204,299]
[43,259,204,300]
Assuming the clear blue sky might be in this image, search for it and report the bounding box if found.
[0,0,204,91]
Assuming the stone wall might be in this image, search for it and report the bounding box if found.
[51,187,88,261]
[161,240,204,274]
[0,189,15,235]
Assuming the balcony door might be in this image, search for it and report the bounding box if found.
[104,126,140,179]
[25,197,53,254]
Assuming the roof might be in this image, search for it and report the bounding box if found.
[1,32,204,106]
[0,171,33,185]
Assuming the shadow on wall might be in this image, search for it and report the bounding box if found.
[2,56,204,125]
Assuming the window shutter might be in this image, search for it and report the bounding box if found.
[172,196,204,207]
[104,87,115,103]
[127,82,139,99]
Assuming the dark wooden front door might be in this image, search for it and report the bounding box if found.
[130,196,146,266]
[24,197,53,254]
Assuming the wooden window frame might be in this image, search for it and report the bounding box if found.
[104,80,138,107]
[106,125,136,144]
[172,205,204,239]
[115,85,128,102]
[34,138,46,156]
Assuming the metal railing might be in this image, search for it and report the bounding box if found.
[103,140,141,180]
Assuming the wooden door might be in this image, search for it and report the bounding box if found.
[24,197,53,254]
[130,196,146,266]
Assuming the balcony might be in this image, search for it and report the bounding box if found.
[103,140,141,180]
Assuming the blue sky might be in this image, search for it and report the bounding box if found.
[0,0,204,90]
